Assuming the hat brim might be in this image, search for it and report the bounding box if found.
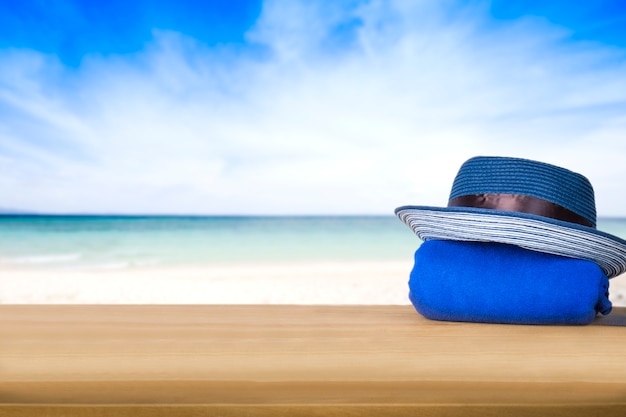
[395,205,626,279]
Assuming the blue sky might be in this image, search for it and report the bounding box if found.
[1,0,626,215]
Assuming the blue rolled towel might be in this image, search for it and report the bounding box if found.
[409,240,611,325]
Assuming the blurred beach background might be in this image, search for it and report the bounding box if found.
[0,215,418,303]
[2,214,626,305]
[2,1,626,305]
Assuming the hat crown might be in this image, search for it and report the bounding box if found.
[449,156,597,227]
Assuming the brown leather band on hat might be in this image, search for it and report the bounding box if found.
[448,193,594,227]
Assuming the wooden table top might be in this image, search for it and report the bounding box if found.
[1,305,626,416]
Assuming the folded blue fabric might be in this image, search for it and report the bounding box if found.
[409,240,611,325]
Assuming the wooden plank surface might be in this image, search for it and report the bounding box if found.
[1,305,626,416]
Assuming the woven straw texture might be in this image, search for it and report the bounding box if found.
[449,157,596,227]
[396,156,626,278]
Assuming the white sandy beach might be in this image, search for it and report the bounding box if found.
[0,261,412,304]
[2,262,626,306]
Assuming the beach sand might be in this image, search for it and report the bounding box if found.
[0,262,411,304]
[2,304,626,416]
[2,262,626,305]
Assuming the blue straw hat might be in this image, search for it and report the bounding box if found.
[395,156,626,278]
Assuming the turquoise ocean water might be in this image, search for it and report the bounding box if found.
[2,215,626,270]
[0,215,421,270]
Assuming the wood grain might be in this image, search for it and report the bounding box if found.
[1,305,625,415]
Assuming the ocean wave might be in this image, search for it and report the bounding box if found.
[6,253,83,265]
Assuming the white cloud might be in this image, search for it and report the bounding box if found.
[1,0,626,215]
